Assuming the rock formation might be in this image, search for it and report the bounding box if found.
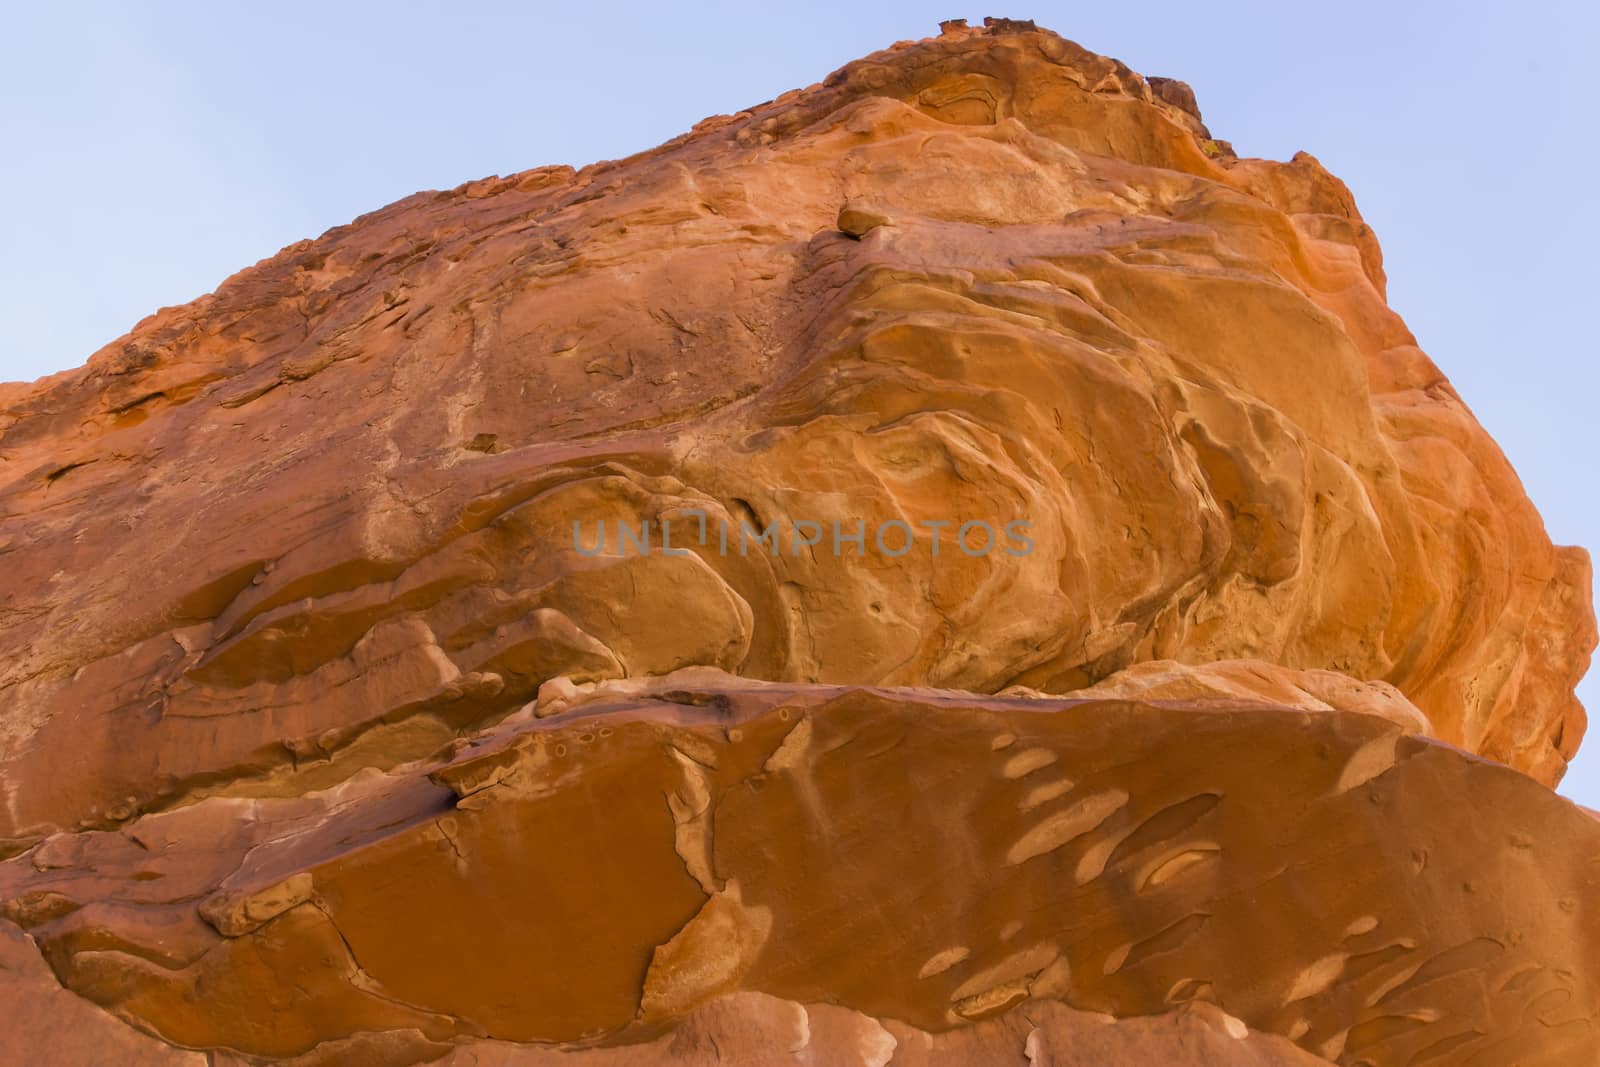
[0,17,1595,1066]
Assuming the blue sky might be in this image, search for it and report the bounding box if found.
[4,2,1596,803]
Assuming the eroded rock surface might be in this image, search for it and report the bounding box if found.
[2,681,1598,1065]
[0,919,206,1066]
[0,16,1595,1067]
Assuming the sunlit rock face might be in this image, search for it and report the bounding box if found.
[0,17,1595,1067]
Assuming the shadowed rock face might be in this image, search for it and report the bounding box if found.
[2,679,1598,1065]
[0,17,1595,1067]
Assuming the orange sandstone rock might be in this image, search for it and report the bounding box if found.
[2,682,1597,1064]
[0,18,1594,1067]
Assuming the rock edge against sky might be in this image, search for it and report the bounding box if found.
[0,17,1595,1067]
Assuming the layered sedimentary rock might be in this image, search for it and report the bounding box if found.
[3,677,1598,1065]
[0,16,1595,1067]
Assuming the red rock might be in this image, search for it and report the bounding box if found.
[0,919,206,1066]
[0,19,1594,1066]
